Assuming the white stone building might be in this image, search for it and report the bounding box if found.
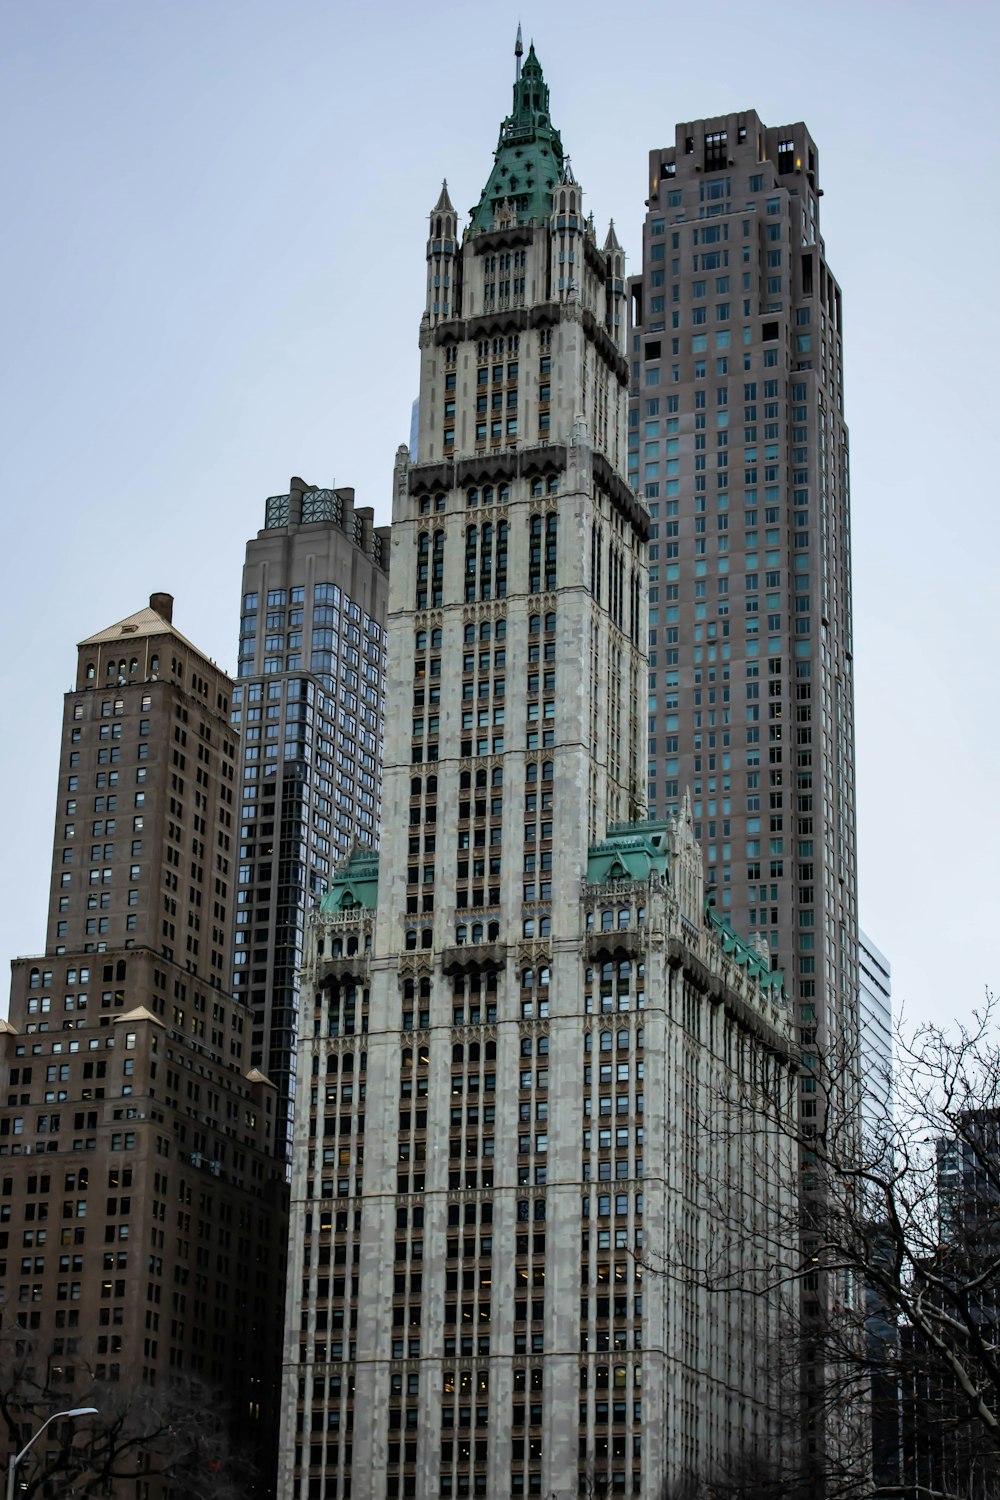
[278,39,799,1500]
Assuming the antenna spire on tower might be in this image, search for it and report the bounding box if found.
[515,22,523,80]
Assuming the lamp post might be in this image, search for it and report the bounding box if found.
[5,1407,97,1500]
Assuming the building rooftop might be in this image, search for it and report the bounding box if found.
[78,594,198,652]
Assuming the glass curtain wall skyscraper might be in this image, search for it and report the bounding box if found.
[231,481,389,1158]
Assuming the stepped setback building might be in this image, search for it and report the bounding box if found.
[0,595,287,1498]
[232,484,389,1159]
[279,45,799,1500]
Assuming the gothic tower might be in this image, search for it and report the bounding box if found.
[280,41,797,1500]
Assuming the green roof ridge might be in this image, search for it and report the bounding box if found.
[706,905,786,996]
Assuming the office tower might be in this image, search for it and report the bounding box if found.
[232,481,389,1159]
[633,111,858,1032]
[0,594,287,1497]
[858,929,891,1136]
[279,45,799,1500]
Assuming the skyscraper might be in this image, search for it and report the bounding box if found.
[632,116,858,1098]
[858,929,891,1135]
[0,594,287,1497]
[232,482,389,1158]
[631,113,859,1484]
[279,47,799,1500]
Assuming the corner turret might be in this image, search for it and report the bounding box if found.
[424,179,460,327]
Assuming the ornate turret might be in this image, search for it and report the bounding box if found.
[469,38,566,232]
[424,179,459,327]
[604,218,626,345]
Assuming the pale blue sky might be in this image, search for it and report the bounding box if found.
[2,0,998,1027]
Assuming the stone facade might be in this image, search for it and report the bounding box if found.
[278,48,799,1500]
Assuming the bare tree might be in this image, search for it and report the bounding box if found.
[643,995,1000,1500]
[0,1325,248,1498]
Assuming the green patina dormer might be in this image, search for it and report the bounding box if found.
[706,906,786,997]
[320,851,380,914]
[587,821,672,886]
[470,38,566,233]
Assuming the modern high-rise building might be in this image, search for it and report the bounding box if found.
[278,45,799,1500]
[231,482,389,1158]
[858,929,891,1136]
[0,594,287,1497]
[632,111,858,1035]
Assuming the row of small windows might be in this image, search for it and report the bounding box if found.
[84,657,156,683]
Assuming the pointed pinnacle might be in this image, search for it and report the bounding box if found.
[433,179,455,214]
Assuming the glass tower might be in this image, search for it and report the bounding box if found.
[231,480,389,1159]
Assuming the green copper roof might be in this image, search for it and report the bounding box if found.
[470,44,566,233]
[706,906,786,996]
[587,821,672,886]
[320,851,379,914]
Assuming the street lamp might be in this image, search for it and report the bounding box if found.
[5,1406,98,1500]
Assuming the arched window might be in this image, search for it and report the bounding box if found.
[411,777,422,797]
[427,775,438,794]
[85,663,95,681]
[150,655,159,674]
[420,929,433,949]
[618,909,630,929]
[404,930,417,951]
[456,925,468,944]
